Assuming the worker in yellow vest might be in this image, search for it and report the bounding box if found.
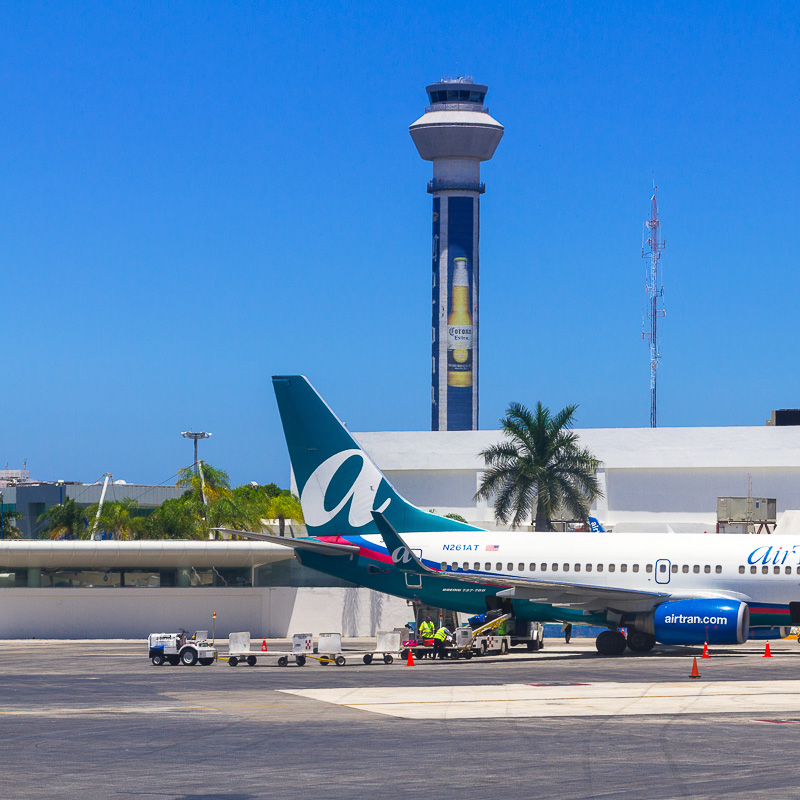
[418,617,435,642]
[432,626,452,659]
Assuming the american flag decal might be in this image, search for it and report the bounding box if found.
[485,544,499,551]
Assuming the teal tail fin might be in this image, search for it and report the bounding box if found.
[272,375,481,538]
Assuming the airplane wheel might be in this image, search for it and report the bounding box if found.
[596,630,626,656]
[627,631,656,653]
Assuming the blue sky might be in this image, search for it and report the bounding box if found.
[3,2,799,487]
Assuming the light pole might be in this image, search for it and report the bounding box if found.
[0,491,4,540]
[181,431,211,475]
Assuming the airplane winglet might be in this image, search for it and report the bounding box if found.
[371,511,433,575]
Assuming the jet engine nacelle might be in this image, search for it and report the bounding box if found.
[635,599,750,645]
[748,626,790,640]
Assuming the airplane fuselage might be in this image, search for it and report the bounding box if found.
[297,530,799,628]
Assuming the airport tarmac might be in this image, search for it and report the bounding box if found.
[3,637,800,799]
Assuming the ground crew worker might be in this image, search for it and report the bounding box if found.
[432,626,452,659]
[418,616,435,641]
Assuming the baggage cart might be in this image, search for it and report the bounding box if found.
[275,633,314,667]
[226,632,259,666]
[361,630,402,664]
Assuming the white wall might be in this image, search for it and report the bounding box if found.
[0,587,412,639]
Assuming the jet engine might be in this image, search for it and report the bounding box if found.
[634,599,749,645]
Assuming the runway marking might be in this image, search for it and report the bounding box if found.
[279,680,800,720]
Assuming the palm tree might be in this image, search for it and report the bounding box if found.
[475,402,602,531]
[267,493,304,537]
[85,497,143,540]
[37,498,87,539]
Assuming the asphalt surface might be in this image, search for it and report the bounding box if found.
[4,637,800,799]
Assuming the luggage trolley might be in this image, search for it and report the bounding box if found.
[276,633,314,667]
[305,632,346,666]
[226,631,258,666]
[362,630,402,665]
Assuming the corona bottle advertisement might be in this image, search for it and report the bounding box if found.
[447,257,473,386]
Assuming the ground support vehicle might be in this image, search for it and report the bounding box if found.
[303,632,346,666]
[148,630,217,666]
[225,632,259,667]
[361,630,403,665]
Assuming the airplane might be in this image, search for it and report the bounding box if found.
[219,375,799,656]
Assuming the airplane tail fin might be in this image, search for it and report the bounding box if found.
[272,376,481,538]
[588,516,605,532]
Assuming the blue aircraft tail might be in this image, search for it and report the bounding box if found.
[588,516,605,532]
[272,376,481,538]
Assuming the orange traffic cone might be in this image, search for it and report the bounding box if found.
[764,641,772,658]
[690,657,700,679]
[261,638,268,652]
[701,641,710,659]
[406,649,415,667]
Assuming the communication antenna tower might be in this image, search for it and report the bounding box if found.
[642,185,665,427]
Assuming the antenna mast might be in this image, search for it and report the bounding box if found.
[642,185,665,427]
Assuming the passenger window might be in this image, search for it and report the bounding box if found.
[671,564,678,573]
[597,564,604,572]
[774,566,781,575]
[786,566,792,575]
[540,563,547,572]
[518,563,525,572]
[563,564,570,572]
[586,564,593,572]
[609,564,616,572]
[452,562,458,570]
[704,565,711,574]
[529,563,536,572]
[659,564,667,573]
[552,563,558,571]
[474,562,480,571]
[574,564,581,572]
[739,566,745,574]
[646,564,653,573]
[463,562,469,570]
[441,562,447,570]
[762,566,769,574]
[751,566,757,574]
[682,565,689,573]
[716,565,722,574]
[620,564,627,573]
[496,563,502,571]
[693,565,700,573]
[632,564,639,573]
[507,563,513,572]
[485,562,491,571]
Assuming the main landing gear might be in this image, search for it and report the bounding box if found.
[595,629,657,655]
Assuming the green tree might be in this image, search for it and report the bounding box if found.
[37,498,88,539]
[139,498,200,539]
[475,402,602,531]
[0,508,25,538]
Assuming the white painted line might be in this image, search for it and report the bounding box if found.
[279,680,800,720]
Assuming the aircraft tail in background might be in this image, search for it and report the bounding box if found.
[272,376,481,539]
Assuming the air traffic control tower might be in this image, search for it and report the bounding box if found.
[410,78,503,431]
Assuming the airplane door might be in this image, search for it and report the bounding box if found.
[655,559,671,585]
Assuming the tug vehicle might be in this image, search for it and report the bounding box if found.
[148,629,217,666]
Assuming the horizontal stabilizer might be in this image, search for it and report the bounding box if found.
[371,512,431,575]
